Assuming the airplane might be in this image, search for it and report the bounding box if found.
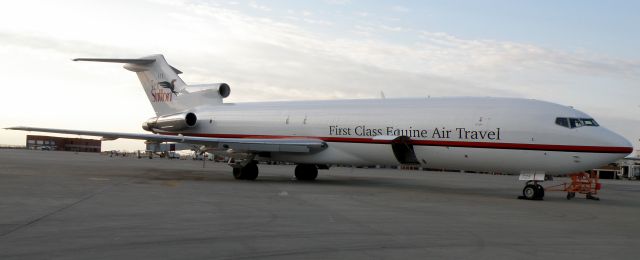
[6,54,633,200]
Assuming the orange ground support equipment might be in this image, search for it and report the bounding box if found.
[545,171,601,200]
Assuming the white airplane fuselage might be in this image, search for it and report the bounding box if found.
[179,97,631,175]
[8,54,632,184]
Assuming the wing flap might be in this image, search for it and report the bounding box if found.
[5,126,326,153]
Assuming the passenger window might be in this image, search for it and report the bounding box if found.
[555,117,569,128]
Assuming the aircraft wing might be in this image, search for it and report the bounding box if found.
[5,126,327,153]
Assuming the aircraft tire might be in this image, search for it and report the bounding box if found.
[535,184,545,199]
[233,167,244,180]
[233,161,259,180]
[522,184,537,200]
[243,162,259,180]
[295,164,318,181]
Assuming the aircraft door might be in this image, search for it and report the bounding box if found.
[391,136,419,164]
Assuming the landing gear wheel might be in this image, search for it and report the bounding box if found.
[295,164,318,181]
[521,184,544,200]
[522,184,537,200]
[233,161,259,180]
[233,168,243,179]
[535,184,545,199]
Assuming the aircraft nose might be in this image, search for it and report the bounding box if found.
[602,128,633,154]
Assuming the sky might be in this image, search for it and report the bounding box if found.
[1,0,639,153]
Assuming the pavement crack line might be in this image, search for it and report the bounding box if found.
[0,177,133,238]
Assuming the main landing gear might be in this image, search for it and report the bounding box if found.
[233,160,259,180]
[231,161,319,181]
[295,164,318,181]
[519,181,545,200]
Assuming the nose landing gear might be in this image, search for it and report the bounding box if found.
[520,181,545,200]
[518,171,602,201]
[518,171,547,200]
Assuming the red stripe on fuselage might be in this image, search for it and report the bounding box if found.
[177,133,633,154]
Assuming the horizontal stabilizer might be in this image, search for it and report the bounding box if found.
[73,57,182,74]
[73,58,156,65]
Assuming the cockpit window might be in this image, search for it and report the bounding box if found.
[555,117,569,128]
[580,118,599,126]
[555,117,599,129]
[569,118,582,128]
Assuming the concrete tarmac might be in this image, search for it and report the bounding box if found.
[1,149,640,259]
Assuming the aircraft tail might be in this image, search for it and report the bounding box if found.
[74,54,229,116]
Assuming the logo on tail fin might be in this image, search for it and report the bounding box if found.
[158,79,179,95]
[151,79,178,102]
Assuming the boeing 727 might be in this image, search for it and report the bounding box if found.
[7,54,633,200]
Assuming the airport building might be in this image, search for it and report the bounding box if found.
[26,135,101,153]
[615,157,640,179]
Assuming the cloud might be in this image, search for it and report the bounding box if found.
[392,6,410,13]
[2,0,637,103]
[0,32,136,58]
[248,1,271,12]
[324,0,351,5]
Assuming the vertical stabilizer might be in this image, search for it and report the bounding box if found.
[74,54,226,116]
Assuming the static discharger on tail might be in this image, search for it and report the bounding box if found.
[6,54,634,201]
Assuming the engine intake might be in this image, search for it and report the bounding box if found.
[142,112,197,132]
[218,83,231,98]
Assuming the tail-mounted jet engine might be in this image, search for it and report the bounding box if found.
[184,83,231,99]
[216,83,231,98]
[142,112,197,132]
